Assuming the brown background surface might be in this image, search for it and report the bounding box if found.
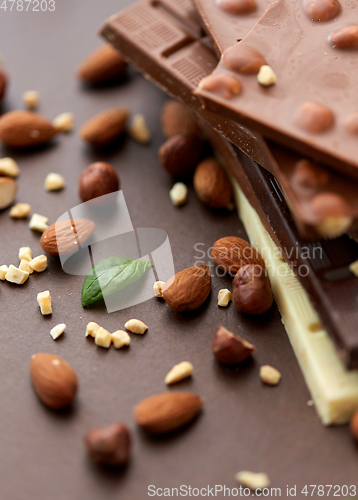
[0,1,357,499]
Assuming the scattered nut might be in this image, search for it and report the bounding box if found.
[349,260,358,277]
[159,134,204,176]
[19,259,33,275]
[10,203,31,219]
[29,255,48,273]
[165,361,194,385]
[77,44,128,84]
[193,158,232,208]
[295,102,334,134]
[86,322,100,338]
[125,319,148,334]
[50,323,66,340]
[0,157,20,177]
[223,45,266,74]
[52,112,74,132]
[153,280,166,298]
[29,213,49,233]
[161,101,201,139]
[94,327,112,348]
[128,114,151,144]
[217,288,231,307]
[44,172,65,191]
[162,265,211,312]
[5,264,29,285]
[80,108,129,147]
[350,410,358,441]
[19,246,32,262]
[22,90,40,110]
[85,423,131,466]
[260,365,282,386]
[212,325,255,365]
[257,65,277,86]
[0,264,8,280]
[233,264,273,315]
[111,330,131,349]
[37,290,52,315]
[235,471,270,490]
[198,73,242,100]
[40,219,95,256]
[0,177,17,210]
[0,110,58,148]
[78,162,119,202]
[169,182,188,206]
[212,236,266,276]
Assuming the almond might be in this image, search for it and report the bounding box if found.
[0,177,17,209]
[78,44,128,84]
[193,158,232,208]
[78,162,119,202]
[159,134,204,176]
[134,392,203,434]
[212,325,255,364]
[40,218,95,256]
[212,236,265,276]
[0,111,58,148]
[162,264,211,312]
[0,66,8,103]
[161,101,201,139]
[80,108,129,147]
[30,353,78,409]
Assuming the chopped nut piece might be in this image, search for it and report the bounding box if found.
[29,213,49,233]
[153,280,165,298]
[349,260,358,277]
[111,330,131,349]
[50,323,66,340]
[257,65,277,86]
[19,246,32,262]
[165,361,194,385]
[19,259,34,275]
[169,182,188,206]
[22,90,40,109]
[44,172,65,191]
[37,290,52,315]
[315,216,352,238]
[86,322,100,338]
[0,177,17,209]
[52,112,74,132]
[0,157,20,177]
[94,327,112,348]
[29,255,48,273]
[125,319,148,334]
[128,114,151,144]
[260,365,282,386]
[6,264,29,285]
[0,265,8,280]
[218,288,232,307]
[236,471,270,490]
[10,203,31,219]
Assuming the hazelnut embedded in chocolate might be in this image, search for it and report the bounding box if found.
[218,0,257,15]
[345,112,358,135]
[222,44,267,74]
[330,25,358,48]
[303,0,341,22]
[295,102,334,134]
[198,73,242,100]
[292,159,329,189]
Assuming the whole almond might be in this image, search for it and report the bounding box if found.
[162,264,211,312]
[212,325,255,364]
[85,423,131,465]
[78,44,128,84]
[80,108,129,147]
[0,177,17,210]
[159,134,204,176]
[0,66,8,102]
[212,236,265,276]
[161,101,201,139]
[194,158,232,208]
[0,111,58,148]
[134,392,203,434]
[78,162,119,202]
[30,353,78,409]
[40,218,95,256]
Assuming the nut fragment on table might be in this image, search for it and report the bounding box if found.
[44,172,65,191]
[50,323,66,340]
[218,288,231,307]
[19,259,33,275]
[165,361,194,385]
[5,264,29,284]
[10,203,31,218]
[128,114,151,144]
[29,213,49,233]
[111,330,130,349]
[22,90,39,109]
[29,255,48,273]
[0,265,8,280]
[0,157,19,177]
[0,177,17,210]
[19,246,32,262]
[125,319,148,334]
[212,325,255,365]
[260,365,282,386]
[257,65,277,86]
[235,471,270,490]
[94,327,112,348]
[53,112,74,132]
[37,290,52,315]
[153,280,165,298]
[86,322,100,338]
[85,423,131,466]
[169,182,188,206]
[349,260,358,277]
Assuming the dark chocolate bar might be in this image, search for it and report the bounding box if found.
[101,0,358,367]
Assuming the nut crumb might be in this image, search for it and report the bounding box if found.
[19,246,32,262]
[165,361,193,385]
[0,265,9,280]
[19,259,34,275]
[153,280,165,298]
[50,323,66,340]
[236,471,270,490]
[22,90,40,109]
[257,65,277,86]
[170,182,188,206]
[260,365,281,386]
[111,330,130,349]
[53,112,74,132]
[10,203,31,219]
[0,157,20,177]
[218,288,231,307]
[125,319,148,334]
[29,255,48,273]
[37,290,52,315]
[29,213,48,233]
[86,322,100,338]
[128,114,151,144]
[94,327,112,348]
[44,173,65,191]
[5,264,29,285]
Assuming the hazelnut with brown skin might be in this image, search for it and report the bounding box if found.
[78,162,119,202]
[159,134,204,177]
[232,264,273,315]
[212,325,255,365]
[85,423,131,466]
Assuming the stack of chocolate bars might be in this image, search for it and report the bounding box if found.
[101,0,358,425]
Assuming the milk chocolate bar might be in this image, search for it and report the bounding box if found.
[195,0,358,180]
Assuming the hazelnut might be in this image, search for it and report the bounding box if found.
[295,102,334,134]
[291,159,329,189]
[223,45,266,74]
[350,411,358,441]
[78,162,119,202]
[303,0,340,22]
[159,134,204,177]
[85,423,131,466]
[232,264,273,315]
[330,25,358,49]
[219,0,257,15]
[161,101,201,139]
[198,73,242,100]
[212,325,255,365]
